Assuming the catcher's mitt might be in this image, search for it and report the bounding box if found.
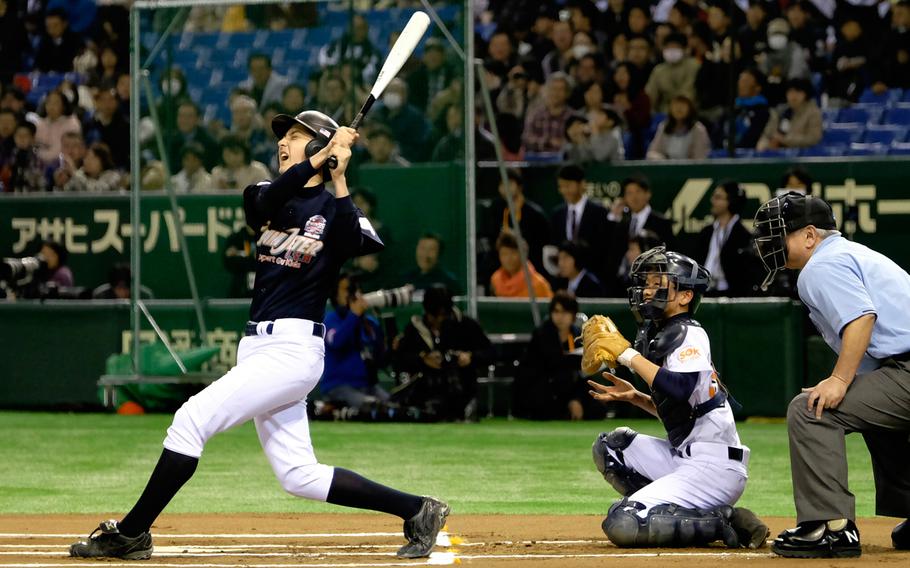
[581,315,631,375]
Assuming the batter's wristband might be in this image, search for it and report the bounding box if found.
[618,348,640,369]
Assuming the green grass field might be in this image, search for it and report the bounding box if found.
[0,412,877,517]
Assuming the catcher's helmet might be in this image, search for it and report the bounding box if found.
[753,191,836,291]
[628,246,710,323]
[271,110,339,158]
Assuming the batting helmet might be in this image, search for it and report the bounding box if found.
[753,191,836,290]
[271,110,339,158]
[628,246,710,323]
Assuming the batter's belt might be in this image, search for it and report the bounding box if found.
[245,319,326,338]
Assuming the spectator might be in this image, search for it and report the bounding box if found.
[739,0,770,64]
[238,53,289,111]
[829,18,872,104]
[786,1,827,72]
[626,3,652,36]
[155,67,190,132]
[609,62,651,159]
[228,94,272,167]
[579,80,606,120]
[318,13,381,85]
[392,285,492,422]
[550,164,613,279]
[1,122,46,193]
[490,231,553,298]
[430,104,466,162]
[402,233,460,293]
[482,168,550,277]
[513,291,591,420]
[364,126,409,166]
[668,1,698,37]
[706,2,734,53]
[556,240,606,297]
[49,131,86,190]
[694,33,741,125]
[625,33,655,84]
[322,272,391,411]
[165,100,220,171]
[90,44,125,90]
[211,135,270,190]
[62,142,122,192]
[496,63,532,120]
[0,0,27,84]
[646,95,711,160]
[644,32,700,113]
[172,143,213,193]
[317,74,351,125]
[280,83,306,115]
[92,264,153,299]
[522,72,573,154]
[693,181,763,296]
[0,108,17,164]
[35,89,82,165]
[758,78,822,151]
[222,224,258,297]
[408,37,455,113]
[608,175,675,292]
[0,86,25,115]
[873,0,910,91]
[34,8,83,73]
[756,18,811,105]
[39,240,74,288]
[777,165,814,196]
[541,19,574,78]
[84,88,129,169]
[569,54,604,110]
[719,67,773,149]
[612,227,663,295]
[563,109,624,164]
[373,78,430,162]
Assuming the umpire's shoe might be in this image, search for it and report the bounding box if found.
[396,496,451,558]
[771,519,861,558]
[69,520,153,560]
[893,519,910,550]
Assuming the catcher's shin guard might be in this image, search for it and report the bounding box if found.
[603,500,740,548]
[592,428,651,496]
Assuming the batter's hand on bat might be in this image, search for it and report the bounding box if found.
[588,373,638,404]
[332,127,358,149]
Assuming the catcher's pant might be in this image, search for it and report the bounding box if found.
[163,319,334,501]
[604,433,749,514]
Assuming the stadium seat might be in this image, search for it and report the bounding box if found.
[858,87,903,105]
[889,142,910,155]
[822,108,840,125]
[755,148,800,158]
[863,124,908,144]
[848,142,888,156]
[884,105,910,125]
[823,123,864,145]
[838,104,884,125]
[799,144,847,157]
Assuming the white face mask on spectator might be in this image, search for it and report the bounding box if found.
[768,34,789,50]
[572,44,592,60]
[662,47,684,64]
[161,79,183,94]
[384,92,404,110]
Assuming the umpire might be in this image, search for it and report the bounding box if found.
[754,192,910,558]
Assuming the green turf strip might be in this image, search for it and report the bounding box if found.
[0,412,875,517]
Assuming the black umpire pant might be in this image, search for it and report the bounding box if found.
[787,357,910,523]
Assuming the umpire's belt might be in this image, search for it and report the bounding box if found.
[674,442,750,467]
[245,319,326,338]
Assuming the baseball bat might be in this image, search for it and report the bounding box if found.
[327,11,431,169]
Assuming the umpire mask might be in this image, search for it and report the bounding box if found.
[753,192,837,291]
[628,246,710,324]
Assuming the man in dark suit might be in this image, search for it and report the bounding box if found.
[693,180,763,297]
[606,175,675,294]
[482,168,551,275]
[550,165,614,282]
[555,240,606,297]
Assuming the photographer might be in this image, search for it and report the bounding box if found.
[393,285,492,422]
[321,273,390,411]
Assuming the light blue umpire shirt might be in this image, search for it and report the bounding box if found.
[797,233,910,374]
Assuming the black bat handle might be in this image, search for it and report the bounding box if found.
[327,94,377,169]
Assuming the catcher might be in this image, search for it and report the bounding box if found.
[582,246,768,549]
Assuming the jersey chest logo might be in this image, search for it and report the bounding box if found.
[257,219,326,268]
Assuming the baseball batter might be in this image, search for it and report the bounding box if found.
[582,247,768,548]
[69,110,449,560]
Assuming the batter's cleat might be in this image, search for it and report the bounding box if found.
[69,520,153,560]
[730,507,770,549]
[893,519,910,550]
[771,519,861,558]
[396,496,451,558]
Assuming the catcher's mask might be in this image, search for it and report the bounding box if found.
[753,192,836,291]
[628,246,710,324]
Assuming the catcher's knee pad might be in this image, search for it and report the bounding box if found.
[276,463,335,501]
[592,428,650,496]
[603,501,739,548]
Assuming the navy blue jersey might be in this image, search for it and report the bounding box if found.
[242,160,383,323]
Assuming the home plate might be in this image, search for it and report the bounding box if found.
[427,551,457,565]
[435,532,451,547]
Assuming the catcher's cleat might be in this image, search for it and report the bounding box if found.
[69,520,153,560]
[771,519,861,558]
[396,496,450,558]
[730,507,770,549]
